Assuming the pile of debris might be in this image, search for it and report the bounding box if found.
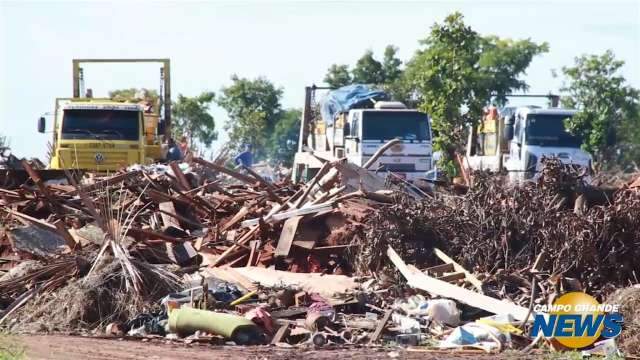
[0,156,638,357]
[361,159,640,304]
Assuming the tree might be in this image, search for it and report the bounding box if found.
[403,12,547,173]
[109,88,159,104]
[352,50,386,85]
[324,64,352,88]
[382,45,403,83]
[217,75,283,158]
[267,109,301,166]
[559,50,640,167]
[323,46,403,89]
[172,92,217,148]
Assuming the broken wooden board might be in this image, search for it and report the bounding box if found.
[241,202,334,228]
[275,216,302,257]
[433,247,484,293]
[387,246,532,321]
[231,266,359,302]
[159,202,183,231]
[369,309,393,344]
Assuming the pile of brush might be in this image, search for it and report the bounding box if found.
[359,159,640,304]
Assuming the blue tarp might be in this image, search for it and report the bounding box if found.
[319,84,388,125]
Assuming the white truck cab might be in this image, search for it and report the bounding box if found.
[343,103,432,182]
[465,106,592,182]
[293,86,432,182]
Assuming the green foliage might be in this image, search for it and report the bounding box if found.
[324,64,352,88]
[267,108,301,166]
[559,50,640,167]
[479,36,549,105]
[382,45,403,83]
[0,334,24,360]
[108,88,159,104]
[323,46,403,89]
[352,50,386,85]
[217,75,284,159]
[403,12,547,170]
[171,92,217,148]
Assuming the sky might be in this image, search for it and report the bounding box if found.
[1,0,639,159]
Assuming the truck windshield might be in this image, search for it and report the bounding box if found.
[61,110,139,141]
[362,111,430,141]
[525,114,581,147]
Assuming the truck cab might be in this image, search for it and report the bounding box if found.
[42,99,150,171]
[292,85,432,182]
[465,106,592,182]
[343,103,432,182]
[504,107,591,181]
[38,58,170,172]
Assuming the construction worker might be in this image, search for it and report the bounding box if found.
[166,137,183,161]
[234,144,253,168]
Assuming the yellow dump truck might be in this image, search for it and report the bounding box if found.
[38,59,171,171]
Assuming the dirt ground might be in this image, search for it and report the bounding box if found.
[11,335,530,360]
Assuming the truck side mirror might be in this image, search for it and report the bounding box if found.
[504,124,514,141]
[503,115,514,141]
[37,117,46,133]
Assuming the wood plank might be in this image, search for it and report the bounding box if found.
[67,170,140,195]
[221,207,249,232]
[246,240,259,267]
[275,216,302,257]
[241,202,334,228]
[169,161,191,191]
[192,157,257,185]
[369,309,393,344]
[53,219,80,250]
[210,226,259,267]
[241,165,284,204]
[425,263,454,276]
[437,272,466,282]
[270,325,290,344]
[433,247,484,292]
[159,201,182,230]
[387,246,531,321]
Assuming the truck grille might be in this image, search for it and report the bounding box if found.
[60,150,130,170]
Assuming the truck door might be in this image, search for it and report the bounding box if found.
[345,111,361,166]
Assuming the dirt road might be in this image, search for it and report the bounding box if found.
[12,335,523,359]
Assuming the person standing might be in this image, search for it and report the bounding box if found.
[166,137,183,161]
[234,144,253,168]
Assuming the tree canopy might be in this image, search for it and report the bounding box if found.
[172,92,217,148]
[109,88,159,104]
[403,12,548,171]
[267,108,301,166]
[323,46,403,88]
[324,64,352,88]
[559,50,640,167]
[217,75,284,159]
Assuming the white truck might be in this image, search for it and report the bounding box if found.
[465,103,592,182]
[292,85,433,182]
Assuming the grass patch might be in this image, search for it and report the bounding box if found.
[0,333,25,360]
